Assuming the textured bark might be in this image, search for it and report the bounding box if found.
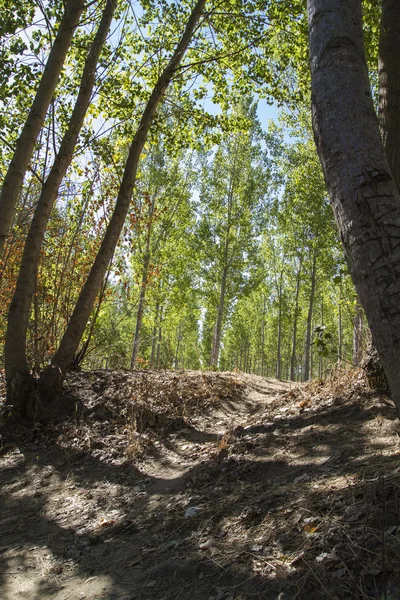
[303,250,317,381]
[5,0,117,401]
[0,0,85,257]
[379,0,400,191]
[308,0,400,412]
[42,0,207,388]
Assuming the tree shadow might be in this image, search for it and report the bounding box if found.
[1,389,400,599]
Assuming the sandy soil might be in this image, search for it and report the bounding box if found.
[1,369,399,599]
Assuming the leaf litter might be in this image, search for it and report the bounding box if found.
[0,368,400,599]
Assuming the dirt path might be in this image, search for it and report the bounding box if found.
[1,370,399,600]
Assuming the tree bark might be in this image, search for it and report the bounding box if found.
[303,250,317,381]
[41,0,207,390]
[5,0,117,405]
[0,0,85,258]
[308,0,400,412]
[379,0,400,191]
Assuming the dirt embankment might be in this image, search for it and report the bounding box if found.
[1,369,399,599]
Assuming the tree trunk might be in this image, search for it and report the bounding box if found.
[290,255,303,381]
[210,265,228,368]
[150,301,160,368]
[276,271,283,380]
[319,298,324,378]
[338,303,343,364]
[174,323,182,369]
[5,0,117,406]
[353,296,363,366]
[379,0,400,191]
[308,0,400,412]
[303,250,317,381]
[130,194,156,369]
[156,306,163,369]
[41,0,207,392]
[130,251,151,369]
[0,0,85,258]
[261,294,266,377]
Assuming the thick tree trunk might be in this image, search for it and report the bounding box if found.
[303,250,317,381]
[379,0,400,191]
[41,0,207,391]
[5,0,117,407]
[0,0,85,258]
[290,255,303,381]
[308,0,400,412]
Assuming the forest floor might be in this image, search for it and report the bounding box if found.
[0,369,400,600]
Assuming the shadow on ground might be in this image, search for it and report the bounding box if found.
[1,371,400,599]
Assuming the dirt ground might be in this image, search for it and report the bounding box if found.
[1,369,400,600]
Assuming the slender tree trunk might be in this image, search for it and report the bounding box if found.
[353,296,363,366]
[130,195,156,369]
[261,294,266,377]
[290,255,303,381]
[5,0,117,405]
[319,298,324,378]
[174,323,182,369]
[276,270,283,379]
[210,265,228,368]
[130,252,151,369]
[308,0,400,412]
[71,268,111,369]
[210,163,236,368]
[303,250,317,381]
[156,306,164,369]
[150,301,160,368]
[41,0,207,392]
[0,0,85,257]
[338,303,343,364]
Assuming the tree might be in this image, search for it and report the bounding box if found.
[308,0,400,413]
[198,101,269,368]
[5,0,118,415]
[0,0,85,257]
